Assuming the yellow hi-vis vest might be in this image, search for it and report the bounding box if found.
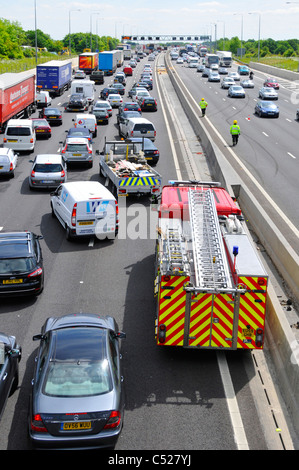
[230,124,240,135]
[199,100,208,109]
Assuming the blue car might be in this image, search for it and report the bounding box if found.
[254,100,279,118]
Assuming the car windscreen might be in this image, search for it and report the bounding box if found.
[6,127,31,136]
[32,120,48,127]
[34,163,63,173]
[44,109,60,115]
[43,327,113,397]
[0,257,36,274]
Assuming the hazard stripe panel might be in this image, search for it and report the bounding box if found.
[237,276,267,349]
[119,177,161,187]
[157,275,189,346]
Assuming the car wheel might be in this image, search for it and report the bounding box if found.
[51,203,55,218]
[66,225,72,241]
[9,369,19,395]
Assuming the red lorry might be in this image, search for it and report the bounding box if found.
[0,71,36,132]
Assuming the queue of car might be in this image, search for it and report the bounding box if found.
[0,50,161,448]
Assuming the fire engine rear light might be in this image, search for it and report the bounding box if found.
[31,414,48,433]
[158,324,166,343]
[255,328,264,348]
[103,411,121,429]
[71,203,77,227]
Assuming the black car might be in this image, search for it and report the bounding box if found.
[39,107,62,125]
[139,78,153,90]
[117,110,142,126]
[65,127,93,144]
[0,231,44,297]
[129,137,160,165]
[139,97,157,112]
[65,93,88,112]
[0,332,21,420]
[29,313,126,449]
[136,81,151,91]
[100,87,117,100]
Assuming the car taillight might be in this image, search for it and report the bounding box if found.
[31,170,35,177]
[61,146,66,154]
[115,202,119,224]
[30,138,34,143]
[131,131,134,136]
[10,163,13,171]
[154,130,156,136]
[28,267,43,277]
[103,411,121,429]
[61,169,65,177]
[3,138,7,143]
[71,203,77,227]
[58,115,62,119]
[31,414,47,433]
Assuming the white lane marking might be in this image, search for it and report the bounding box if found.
[288,152,296,159]
[0,227,3,231]
[217,352,249,450]
[262,132,269,137]
[88,238,94,247]
[286,118,292,122]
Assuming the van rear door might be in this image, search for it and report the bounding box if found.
[76,199,117,238]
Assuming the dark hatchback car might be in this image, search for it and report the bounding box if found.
[65,127,93,144]
[254,100,279,118]
[29,313,126,450]
[117,110,142,127]
[39,107,62,125]
[100,87,118,100]
[129,137,160,165]
[139,97,157,112]
[65,93,88,112]
[0,332,22,420]
[111,83,125,95]
[0,231,44,297]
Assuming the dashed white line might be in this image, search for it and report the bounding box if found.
[287,152,296,159]
[262,132,269,137]
[286,118,292,122]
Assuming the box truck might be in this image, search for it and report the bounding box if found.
[36,60,72,96]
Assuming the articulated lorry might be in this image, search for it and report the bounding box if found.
[78,52,99,74]
[36,60,72,96]
[0,71,36,132]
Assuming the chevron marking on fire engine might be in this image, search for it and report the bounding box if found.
[211,294,235,349]
[189,293,213,347]
[158,276,188,346]
[237,276,267,349]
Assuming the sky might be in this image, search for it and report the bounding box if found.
[1,0,299,42]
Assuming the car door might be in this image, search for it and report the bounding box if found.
[0,345,13,417]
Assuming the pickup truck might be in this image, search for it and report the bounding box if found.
[97,139,162,200]
[90,70,104,84]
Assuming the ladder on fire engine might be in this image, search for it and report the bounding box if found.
[188,188,232,289]
[162,225,190,275]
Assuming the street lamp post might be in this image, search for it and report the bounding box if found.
[69,9,81,55]
[248,12,261,62]
[90,11,101,50]
[34,0,38,66]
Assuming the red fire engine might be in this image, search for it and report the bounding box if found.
[154,181,268,350]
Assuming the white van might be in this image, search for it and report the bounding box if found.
[72,113,97,137]
[50,181,118,241]
[119,117,156,141]
[70,80,95,105]
[36,90,52,108]
[3,119,36,152]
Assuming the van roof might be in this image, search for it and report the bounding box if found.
[7,119,33,126]
[127,117,153,124]
[61,181,115,201]
[75,114,96,119]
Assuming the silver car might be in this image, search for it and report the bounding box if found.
[29,313,126,450]
[228,71,240,81]
[221,77,235,89]
[258,86,278,100]
[208,71,220,82]
[29,154,67,189]
[228,85,245,98]
[94,100,113,116]
[0,148,18,178]
[61,137,93,167]
[240,79,254,88]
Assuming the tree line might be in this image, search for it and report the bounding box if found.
[217,36,299,58]
[0,17,118,59]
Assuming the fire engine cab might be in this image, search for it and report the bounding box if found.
[154,181,268,350]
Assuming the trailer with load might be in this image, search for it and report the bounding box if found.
[154,181,268,350]
[36,60,72,96]
[98,139,162,200]
[98,51,118,75]
[0,71,36,133]
[78,52,99,74]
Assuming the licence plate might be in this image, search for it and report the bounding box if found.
[78,221,93,226]
[61,421,91,431]
[242,328,254,337]
[3,279,23,284]
[36,129,44,132]
[41,180,54,183]
[49,116,56,119]
[73,154,82,156]
[8,139,17,142]
[0,166,3,169]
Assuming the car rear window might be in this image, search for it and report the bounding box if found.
[134,124,154,131]
[0,257,36,274]
[6,127,31,136]
[43,327,113,397]
[66,144,88,152]
[34,163,63,173]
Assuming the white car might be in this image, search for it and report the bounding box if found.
[0,148,18,178]
[221,77,236,89]
[208,71,220,82]
[210,63,219,70]
[228,71,240,81]
[133,90,150,103]
[176,58,184,64]
[107,94,123,107]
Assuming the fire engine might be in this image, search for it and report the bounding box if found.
[154,181,268,350]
